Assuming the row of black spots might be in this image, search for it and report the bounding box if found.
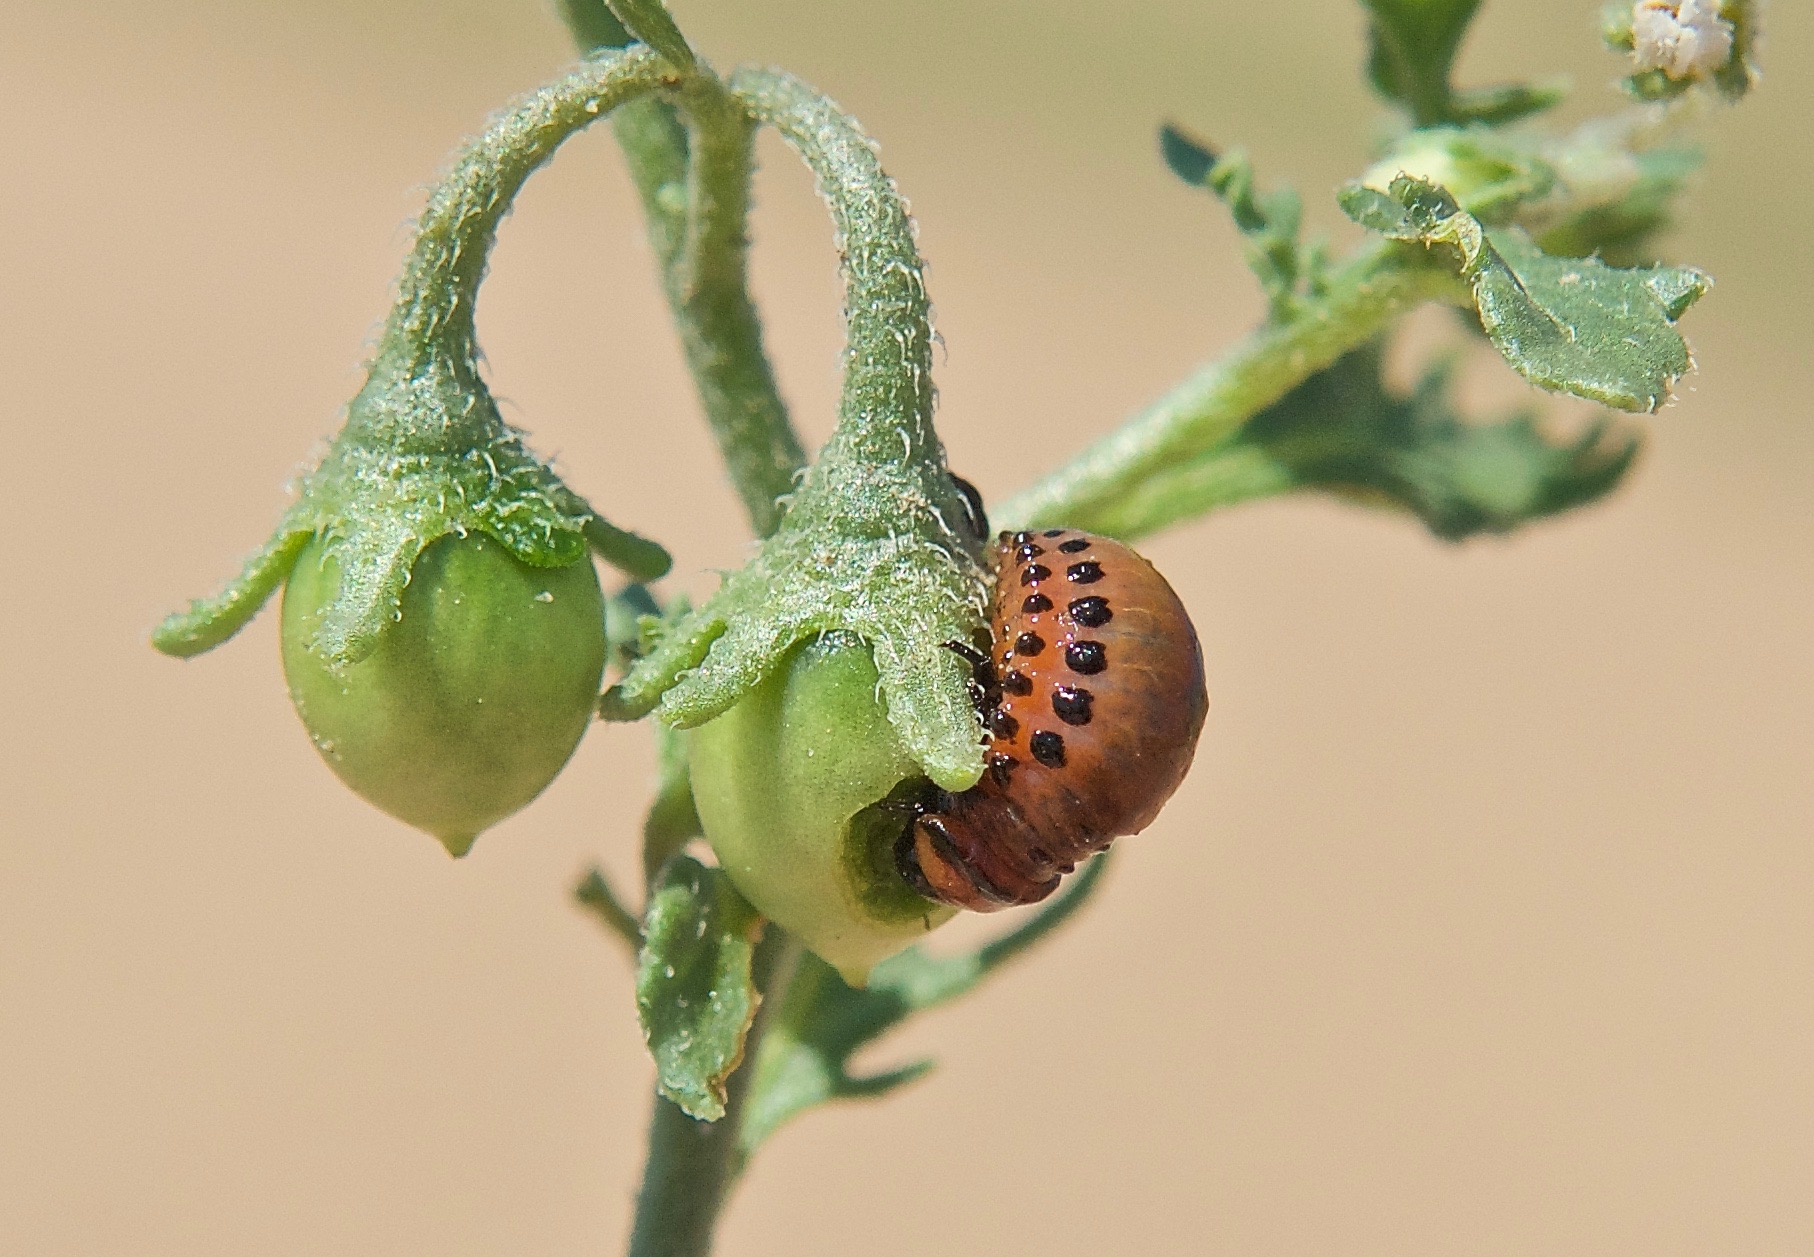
[1008,632,1105,679]
[991,725,1068,774]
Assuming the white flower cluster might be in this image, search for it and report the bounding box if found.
[1631,0,1736,79]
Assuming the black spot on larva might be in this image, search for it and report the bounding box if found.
[1022,592,1053,614]
[1012,531,1033,546]
[988,708,1020,739]
[1052,685,1094,726]
[1042,529,1065,538]
[1058,538,1091,554]
[1014,631,1046,657]
[1065,641,1107,675]
[1069,596,1113,627]
[1028,845,1053,866]
[1066,561,1104,584]
[1002,670,1034,696]
[1020,564,1050,586]
[1015,542,1045,563]
[1030,730,1066,767]
[987,753,1017,786]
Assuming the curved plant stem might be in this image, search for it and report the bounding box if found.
[561,6,805,537]
[994,240,1465,533]
[727,66,941,472]
[382,47,676,379]
[627,931,800,1257]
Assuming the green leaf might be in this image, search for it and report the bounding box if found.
[1244,346,1641,539]
[555,0,633,50]
[576,866,643,952]
[1164,134,1314,323]
[602,0,696,72]
[636,856,764,1122]
[1360,0,1560,125]
[740,853,1111,1152]
[1340,175,1709,412]
[1474,226,1707,412]
[1361,0,1482,123]
[1446,80,1569,126]
[1158,122,1217,187]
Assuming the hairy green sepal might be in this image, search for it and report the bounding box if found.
[152,50,676,667]
[1341,175,1709,412]
[636,855,764,1122]
[686,635,957,986]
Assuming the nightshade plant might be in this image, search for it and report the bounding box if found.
[153,1,1760,1252]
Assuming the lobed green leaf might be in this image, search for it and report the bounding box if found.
[1341,175,1709,412]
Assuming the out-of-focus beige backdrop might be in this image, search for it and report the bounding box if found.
[4,1,1810,1253]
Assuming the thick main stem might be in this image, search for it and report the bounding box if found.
[627,932,797,1257]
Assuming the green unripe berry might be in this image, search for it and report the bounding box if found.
[281,531,608,856]
[687,634,955,986]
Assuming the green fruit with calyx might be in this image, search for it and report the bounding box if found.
[687,633,957,986]
[281,531,608,856]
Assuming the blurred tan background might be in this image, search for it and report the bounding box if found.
[4,1,1811,1253]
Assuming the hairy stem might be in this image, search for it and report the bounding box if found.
[728,67,941,473]
[627,931,800,1257]
[994,241,1464,532]
[383,47,676,380]
[562,6,805,537]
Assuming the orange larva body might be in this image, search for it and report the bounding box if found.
[897,528,1208,911]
